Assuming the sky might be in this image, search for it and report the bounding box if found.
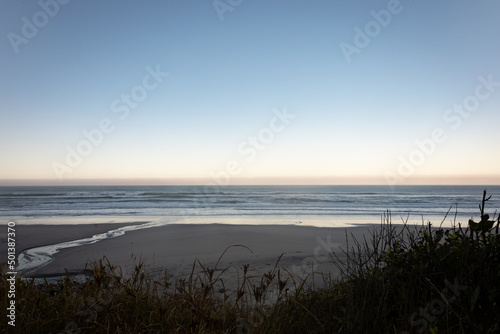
[1,0,499,186]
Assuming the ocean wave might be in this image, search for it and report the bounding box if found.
[0,193,61,197]
[2,185,499,219]
[216,200,243,204]
[271,197,353,204]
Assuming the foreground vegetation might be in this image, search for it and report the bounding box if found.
[2,191,500,333]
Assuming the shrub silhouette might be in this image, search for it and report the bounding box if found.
[2,190,499,333]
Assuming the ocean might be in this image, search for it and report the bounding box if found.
[5,185,500,274]
[2,185,499,227]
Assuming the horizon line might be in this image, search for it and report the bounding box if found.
[1,175,500,186]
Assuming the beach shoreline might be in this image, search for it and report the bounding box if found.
[2,214,383,228]
[1,222,389,283]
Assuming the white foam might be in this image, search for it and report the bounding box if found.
[17,220,171,275]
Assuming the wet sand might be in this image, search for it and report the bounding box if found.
[1,222,381,283]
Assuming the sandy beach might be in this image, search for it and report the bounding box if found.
[1,222,381,284]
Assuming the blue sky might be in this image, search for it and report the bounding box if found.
[1,0,499,185]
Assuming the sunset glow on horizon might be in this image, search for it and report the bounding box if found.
[1,1,499,186]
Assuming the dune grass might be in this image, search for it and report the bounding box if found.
[2,191,500,333]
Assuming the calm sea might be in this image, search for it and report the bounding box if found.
[1,185,499,227]
[4,185,499,274]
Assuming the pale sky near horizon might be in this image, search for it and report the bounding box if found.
[1,0,500,186]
